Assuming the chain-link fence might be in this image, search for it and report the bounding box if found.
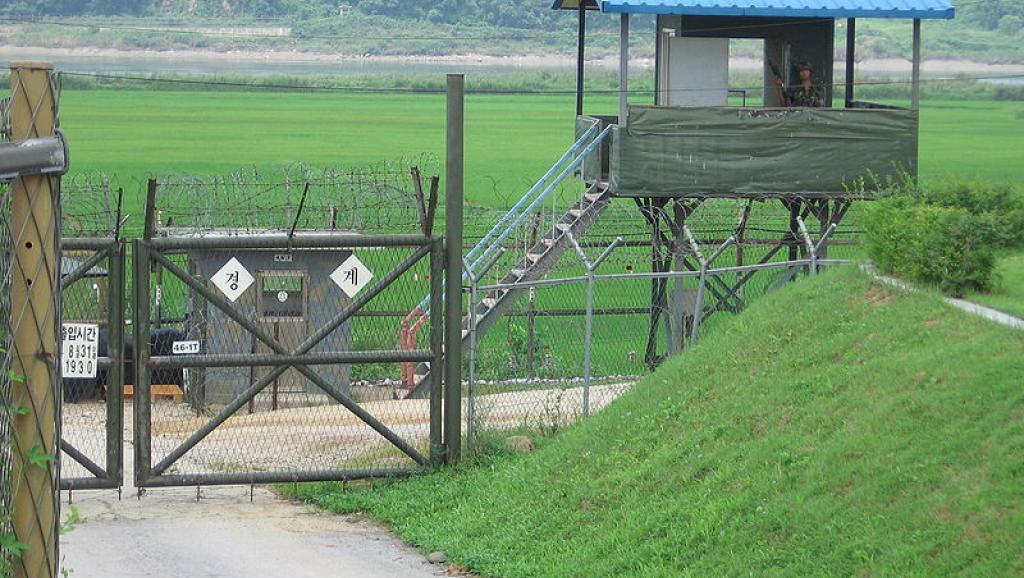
[1,91,14,574]
[1,64,62,578]
[135,237,441,483]
[462,196,859,451]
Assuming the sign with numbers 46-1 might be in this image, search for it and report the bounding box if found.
[61,323,99,379]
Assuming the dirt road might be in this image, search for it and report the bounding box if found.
[62,485,448,578]
[60,436,449,578]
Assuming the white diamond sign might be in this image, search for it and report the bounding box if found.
[211,257,254,302]
[331,254,373,298]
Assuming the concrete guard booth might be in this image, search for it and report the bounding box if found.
[555,0,955,197]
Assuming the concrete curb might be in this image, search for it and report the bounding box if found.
[862,264,1024,331]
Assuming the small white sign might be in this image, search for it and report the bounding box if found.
[61,323,99,379]
[330,254,373,298]
[211,257,254,302]
[277,291,289,303]
[172,341,201,355]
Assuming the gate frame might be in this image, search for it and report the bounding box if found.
[59,236,125,490]
[132,232,446,488]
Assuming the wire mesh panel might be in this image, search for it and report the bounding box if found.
[0,93,15,575]
[58,175,126,490]
[2,64,62,578]
[464,195,861,451]
[58,239,124,490]
[134,234,442,487]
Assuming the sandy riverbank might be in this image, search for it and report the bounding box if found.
[2,44,1023,75]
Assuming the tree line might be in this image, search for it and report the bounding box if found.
[0,0,564,26]
[1,0,1020,35]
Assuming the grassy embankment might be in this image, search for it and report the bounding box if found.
[294,265,1024,577]
[970,252,1024,318]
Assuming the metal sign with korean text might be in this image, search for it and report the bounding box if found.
[61,323,99,379]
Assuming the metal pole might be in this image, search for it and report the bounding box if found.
[428,240,444,466]
[690,236,735,347]
[9,61,60,578]
[576,3,587,116]
[911,19,921,110]
[583,270,595,417]
[796,216,817,276]
[845,18,856,107]
[444,74,464,464]
[105,242,124,486]
[463,258,477,454]
[567,234,620,418]
[132,240,152,487]
[618,13,630,125]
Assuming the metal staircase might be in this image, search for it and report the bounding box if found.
[401,121,613,399]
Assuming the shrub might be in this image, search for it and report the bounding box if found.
[998,14,1023,35]
[994,85,1024,101]
[909,181,1024,247]
[864,196,1000,296]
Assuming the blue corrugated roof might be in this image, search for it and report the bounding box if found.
[554,0,954,19]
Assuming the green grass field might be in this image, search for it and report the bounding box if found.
[969,251,1024,318]
[294,266,1024,577]
[59,91,1024,214]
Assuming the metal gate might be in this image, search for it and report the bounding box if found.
[132,232,447,487]
[59,237,125,490]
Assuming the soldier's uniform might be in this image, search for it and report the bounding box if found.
[785,85,825,107]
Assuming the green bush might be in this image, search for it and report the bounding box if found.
[908,181,1024,248]
[864,196,1000,296]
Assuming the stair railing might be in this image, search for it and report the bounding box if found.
[399,119,612,387]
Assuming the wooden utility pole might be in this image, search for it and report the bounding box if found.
[9,61,60,578]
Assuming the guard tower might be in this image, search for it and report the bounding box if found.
[555,0,952,361]
[404,0,955,393]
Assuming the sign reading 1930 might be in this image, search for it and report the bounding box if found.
[61,323,100,379]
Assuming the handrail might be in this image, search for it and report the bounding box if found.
[413,119,609,314]
[470,125,613,275]
[464,119,600,268]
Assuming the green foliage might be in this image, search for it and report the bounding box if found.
[906,181,1024,248]
[968,251,1024,318]
[25,444,57,469]
[864,195,1000,295]
[296,267,1024,577]
[998,14,1023,35]
[994,85,1024,101]
[59,505,82,535]
[960,0,1024,31]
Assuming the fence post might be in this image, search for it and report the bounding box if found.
[428,240,444,466]
[8,61,60,578]
[568,234,621,419]
[583,269,595,417]
[444,74,464,464]
[463,258,477,455]
[796,216,817,276]
[689,234,735,347]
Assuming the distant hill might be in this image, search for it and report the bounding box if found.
[0,0,1021,63]
[4,0,1023,33]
